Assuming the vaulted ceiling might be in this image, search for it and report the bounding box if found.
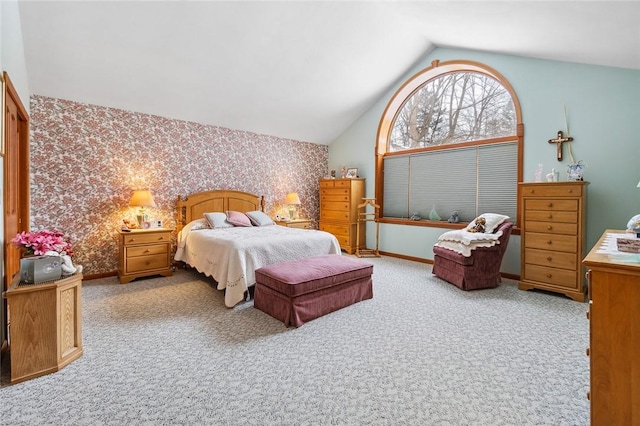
[18,1,640,144]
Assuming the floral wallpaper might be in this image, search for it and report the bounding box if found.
[29,95,329,276]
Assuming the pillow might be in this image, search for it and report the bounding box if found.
[465,213,510,234]
[203,212,234,229]
[226,210,253,227]
[182,218,210,234]
[245,211,275,227]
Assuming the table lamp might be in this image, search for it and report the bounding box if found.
[285,192,301,219]
[129,189,156,226]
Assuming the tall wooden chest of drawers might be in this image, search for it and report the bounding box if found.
[518,181,588,301]
[118,228,173,284]
[319,178,365,254]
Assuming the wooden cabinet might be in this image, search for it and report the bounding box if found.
[275,219,312,229]
[118,228,173,284]
[319,178,365,254]
[583,230,640,425]
[518,181,588,301]
[4,273,83,384]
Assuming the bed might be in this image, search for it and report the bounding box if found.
[174,190,342,307]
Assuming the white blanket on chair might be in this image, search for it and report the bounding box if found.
[434,229,503,257]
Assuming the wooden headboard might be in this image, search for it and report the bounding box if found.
[176,190,266,233]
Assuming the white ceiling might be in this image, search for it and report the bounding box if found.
[18,1,640,144]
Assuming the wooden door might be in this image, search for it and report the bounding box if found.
[3,71,30,290]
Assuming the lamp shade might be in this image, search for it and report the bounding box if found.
[285,192,301,205]
[129,190,157,208]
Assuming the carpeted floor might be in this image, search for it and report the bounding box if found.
[0,255,590,425]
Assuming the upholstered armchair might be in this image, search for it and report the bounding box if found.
[432,221,513,291]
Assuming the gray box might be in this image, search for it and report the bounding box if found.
[20,255,62,284]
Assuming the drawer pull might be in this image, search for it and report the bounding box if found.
[144,249,150,254]
[547,202,553,208]
[586,311,590,320]
[546,273,552,278]
[586,348,590,357]
[547,214,553,219]
[547,256,552,262]
[547,225,553,231]
[587,391,590,401]
[547,240,553,245]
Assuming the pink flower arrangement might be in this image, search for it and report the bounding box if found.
[11,230,74,257]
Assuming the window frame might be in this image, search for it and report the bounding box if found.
[375,59,524,230]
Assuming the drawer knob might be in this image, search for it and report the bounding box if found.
[547,225,553,231]
[547,256,552,262]
[144,249,150,254]
[547,214,553,219]
[547,240,553,245]
[546,273,552,278]
[547,202,553,208]
[586,348,590,357]
[586,311,590,320]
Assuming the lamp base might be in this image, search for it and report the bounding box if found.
[288,207,295,219]
[136,214,148,227]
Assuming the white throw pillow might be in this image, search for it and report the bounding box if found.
[465,213,510,234]
[182,218,210,234]
[203,212,234,229]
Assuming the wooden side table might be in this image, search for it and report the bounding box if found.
[4,273,83,384]
[117,228,173,284]
[275,219,313,229]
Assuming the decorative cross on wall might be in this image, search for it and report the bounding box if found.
[548,130,574,161]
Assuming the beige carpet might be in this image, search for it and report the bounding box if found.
[1,255,590,425]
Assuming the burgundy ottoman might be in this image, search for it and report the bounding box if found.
[254,254,373,327]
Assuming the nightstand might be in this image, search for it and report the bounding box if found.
[275,219,313,229]
[117,228,173,284]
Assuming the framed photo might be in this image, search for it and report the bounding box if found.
[346,167,358,178]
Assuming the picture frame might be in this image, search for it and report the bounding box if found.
[346,167,358,178]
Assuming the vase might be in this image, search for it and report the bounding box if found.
[567,161,585,181]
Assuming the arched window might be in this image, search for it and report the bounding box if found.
[375,60,523,226]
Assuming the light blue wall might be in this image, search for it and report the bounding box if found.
[329,47,640,275]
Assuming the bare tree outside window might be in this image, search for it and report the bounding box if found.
[389,72,516,152]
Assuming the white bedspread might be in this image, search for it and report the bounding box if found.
[434,229,503,257]
[174,226,341,307]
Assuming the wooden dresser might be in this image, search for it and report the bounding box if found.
[117,228,173,284]
[518,181,588,301]
[5,273,83,384]
[583,230,640,425]
[319,178,365,254]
